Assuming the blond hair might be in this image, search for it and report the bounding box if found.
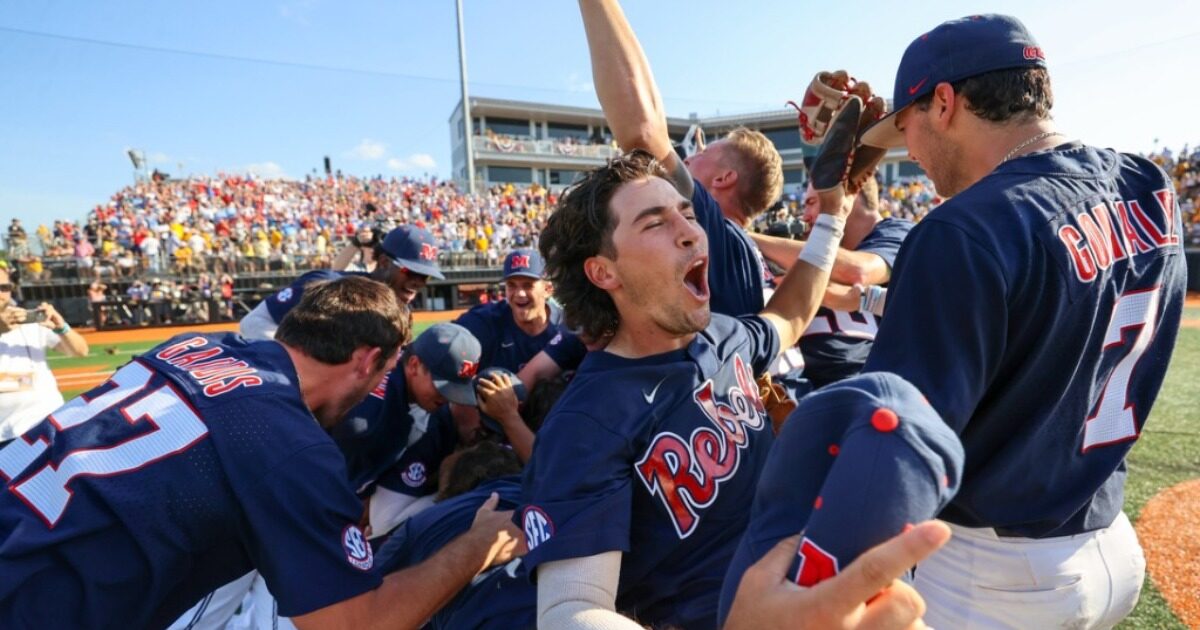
[722,127,784,218]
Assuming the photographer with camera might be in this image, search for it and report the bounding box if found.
[0,266,88,448]
[333,204,386,273]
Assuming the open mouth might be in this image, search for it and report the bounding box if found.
[683,257,710,302]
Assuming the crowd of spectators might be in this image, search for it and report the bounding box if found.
[3,144,1199,288]
[4,173,559,283]
[1147,144,1200,245]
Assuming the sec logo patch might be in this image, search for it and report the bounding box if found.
[342,525,373,571]
[522,506,554,550]
[277,287,293,303]
[401,462,427,488]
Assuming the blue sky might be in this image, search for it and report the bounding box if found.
[3,0,1198,229]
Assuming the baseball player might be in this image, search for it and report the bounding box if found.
[178,323,482,630]
[455,249,565,374]
[517,71,862,627]
[716,372,964,627]
[239,224,442,340]
[336,322,481,495]
[855,14,1186,628]
[369,366,542,537]
[753,178,913,388]
[0,277,522,629]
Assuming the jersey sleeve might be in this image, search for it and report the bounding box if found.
[263,269,341,323]
[240,442,382,617]
[735,314,783,376]
[855,219,914,269]
[376,410,456,497]
[863,220,1008,433]
[543,330,588,371]
[519,410,634,575]
[454,307,496,362]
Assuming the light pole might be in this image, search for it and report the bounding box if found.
[455,0,476,194]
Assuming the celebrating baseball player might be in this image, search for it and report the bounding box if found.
[239,224,442,340]
[0,277,523,629]
[514,28,894,615]
[856,14,1186,628]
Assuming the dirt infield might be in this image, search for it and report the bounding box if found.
[1136,479,1200,628]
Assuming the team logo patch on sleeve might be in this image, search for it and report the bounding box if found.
[401,462,427,488]
[276,287,293,303]
[342,525,373,571]
[522,506,554,550]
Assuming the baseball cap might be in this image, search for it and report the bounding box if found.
[861,14,1048,149]
[380,225,444,280]
[472,366,529,434]
[410,323,481,405]
[502,249,545,280]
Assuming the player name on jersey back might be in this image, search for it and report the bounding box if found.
[1056,188,1179,283]
[154,336,266,397]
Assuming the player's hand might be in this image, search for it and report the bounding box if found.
[468,492,526,573]
[476,372,521,426]
[723,521,951,630]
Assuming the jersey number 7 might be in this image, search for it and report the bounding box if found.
[1082,287,1161,452]
[0,361,209,527]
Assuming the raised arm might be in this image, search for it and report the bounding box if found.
[579,0,672,158]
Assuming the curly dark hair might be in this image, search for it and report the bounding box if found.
[538,150,670,341]
[914,67,1053,123]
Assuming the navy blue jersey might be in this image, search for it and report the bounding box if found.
[0,334,379,628]
[263,269,358,323]
[332,364,429,494]
[455,301,567,373]
[542,329,588,372]
[800,218,914,388]
[865,144,1186,537]
[376,406,458,497]
[520,314,780,630]
[693,181,772,317]
[376,477,534,630]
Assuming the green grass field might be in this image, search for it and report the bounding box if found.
[46,321,1200,627]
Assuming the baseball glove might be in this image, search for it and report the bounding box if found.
[789,71,888,194]
[757,373,798,434]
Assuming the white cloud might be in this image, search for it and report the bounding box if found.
[566,71,594,94]
[346,138,388,161]
[387,153,437,172]
[246,161,287,178]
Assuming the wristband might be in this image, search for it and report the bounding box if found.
[796,214,846,272]
[53,323,71,335]
[859,285,887,317]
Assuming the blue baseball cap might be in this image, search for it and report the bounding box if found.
[380,225,444,280]
[502,249,545,280]
[472,366,529,435]
[410,323,481,405]
[861,14,1048,149]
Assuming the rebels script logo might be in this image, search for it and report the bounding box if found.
[635,356,766,538]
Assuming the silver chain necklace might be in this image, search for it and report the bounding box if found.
[1001,130,1063,164]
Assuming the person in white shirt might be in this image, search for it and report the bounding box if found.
[0,267,88,447]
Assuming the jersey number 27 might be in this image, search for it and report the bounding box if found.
[0,361,208,527]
